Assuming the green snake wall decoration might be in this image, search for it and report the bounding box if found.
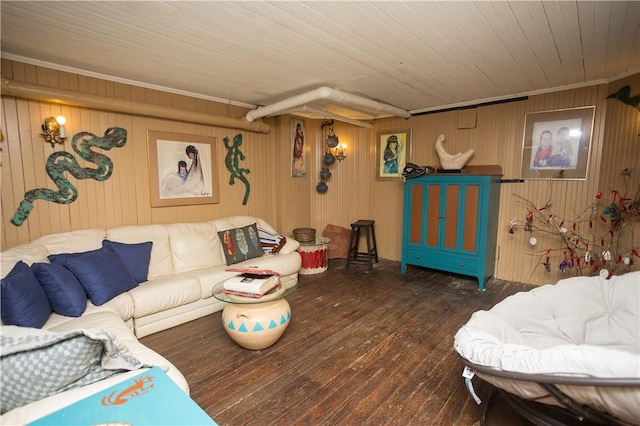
[11,127,128,226]
[223,133,251,205]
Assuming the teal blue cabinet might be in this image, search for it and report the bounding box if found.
[401,173,502,290]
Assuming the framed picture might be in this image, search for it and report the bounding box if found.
[147,131,219,207]
[291,118,306,177]
[520,106,595,180]
[376,128,411,181]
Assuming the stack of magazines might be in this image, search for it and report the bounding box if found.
[223,268,280,298]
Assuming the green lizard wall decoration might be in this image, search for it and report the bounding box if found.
[223,133,251,205]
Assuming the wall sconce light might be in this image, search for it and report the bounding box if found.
[333,143,347,161]
[41,115,67,147]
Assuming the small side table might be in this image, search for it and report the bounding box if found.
[213,276,297,350]
[297,236,330,275]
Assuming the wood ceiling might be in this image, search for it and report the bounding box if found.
[2,1,639,120]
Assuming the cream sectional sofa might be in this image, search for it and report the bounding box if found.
[0,216,301,424]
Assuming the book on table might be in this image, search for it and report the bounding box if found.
[223,272,279,296]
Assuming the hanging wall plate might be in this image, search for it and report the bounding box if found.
[327,135,339,148]
[324,153,336,165]
[316,182,328,193]
[320,168,332,179]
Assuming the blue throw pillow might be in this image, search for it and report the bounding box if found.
[63,247,138,306]
[0,261,51,328]
[31,262,87,317]
[102,240,152,284]
[48,249,100,265]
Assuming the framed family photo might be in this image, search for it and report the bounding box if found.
[376,128,412,181]
[147,131,219,207]
[520,106,595,180]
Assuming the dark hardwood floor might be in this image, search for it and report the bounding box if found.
[141,259,537,426]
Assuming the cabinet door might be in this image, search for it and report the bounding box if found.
[408,183,424,245]
[442,182,480,254]
[425,182,441,248]
[442,184,460,250]
[461,184,480,253]
[406,181,442,249]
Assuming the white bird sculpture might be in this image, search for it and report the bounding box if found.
[434,134,474,170]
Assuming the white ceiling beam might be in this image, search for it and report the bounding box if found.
[275,105,373,128]
[245,86,411,122]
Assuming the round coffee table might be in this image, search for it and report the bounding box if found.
[213,275,297,350]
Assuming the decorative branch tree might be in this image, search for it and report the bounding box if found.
[509,178,640,279]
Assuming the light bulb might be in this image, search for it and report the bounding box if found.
[56,115,66,138]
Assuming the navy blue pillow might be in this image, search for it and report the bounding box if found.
[31,262,87,317]
[63,247,138,306]
[102,240,152,284]
[0,261,51,328]
[48,249,100,265]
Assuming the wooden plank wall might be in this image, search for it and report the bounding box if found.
[2,58,637,285]
[359,75,638,285]
[0,59,286,253]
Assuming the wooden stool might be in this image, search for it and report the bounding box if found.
[345,219,379,272]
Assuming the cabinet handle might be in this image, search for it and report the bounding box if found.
[438,215,445,219]
[460,263,464,267]
[416,255,420,259]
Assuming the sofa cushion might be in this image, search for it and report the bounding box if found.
[46,311,137,341]
[63,248,138,306]
[106,224,174,279]
[37,229,106,255]
[31,262,87,317]
[166,222,224,272]
[102,240,153,284]
[128,274,201,318]
[42,294,135,332]
[0,240,48,279]
[218,223,264,265]
[0,262,51,328]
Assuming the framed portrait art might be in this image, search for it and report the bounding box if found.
[520,106,595,180]
[291,118,306,177]
[376,128,412,181]
[147,131,219,207]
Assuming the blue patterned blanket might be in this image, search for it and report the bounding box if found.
[0,327,145,414]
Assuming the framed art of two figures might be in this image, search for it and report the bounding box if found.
[520,106,595,180]
[147,131,219,207]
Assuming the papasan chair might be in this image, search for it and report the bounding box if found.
[454,271,640,425]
